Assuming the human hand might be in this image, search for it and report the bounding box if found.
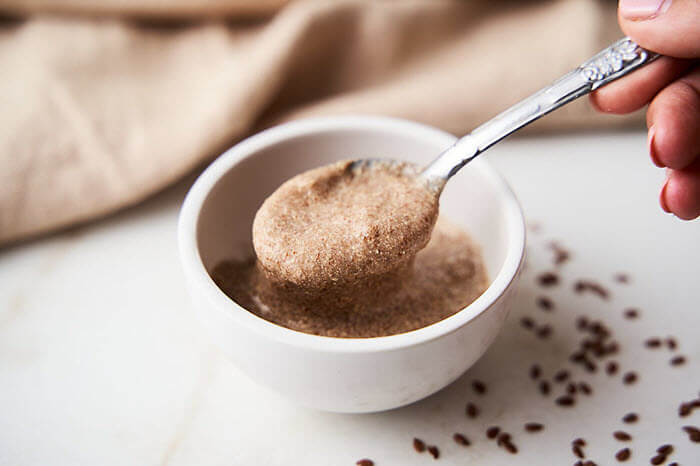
[590,0,700,220]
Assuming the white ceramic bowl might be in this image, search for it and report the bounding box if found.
[178,116,525,413]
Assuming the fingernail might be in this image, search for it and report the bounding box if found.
[619,0,671,20]
[659,179,671,213]
[648,126,664,167]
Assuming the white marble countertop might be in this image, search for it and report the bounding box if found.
[1,130,699,466]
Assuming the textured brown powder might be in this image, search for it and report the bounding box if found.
[252,160,440,291]
[213,217,487,337]
[212,161,488,338]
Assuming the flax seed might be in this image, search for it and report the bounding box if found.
[413,438,426,453]
[670,356,686,366]
[656,445,673,455]
[537,296,554,311]
[453,433,470,446]
[645,338,662,348]
[524,423,544,432]
[427,445,439,459]
[615,448,631,461]
[538,272,559,286]
[578,382,592,395]
[556,395,575,407]
[613,431,632,441]
[472,380,486,395]
[465,402,479,418]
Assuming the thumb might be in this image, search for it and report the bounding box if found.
[618,0,700,58]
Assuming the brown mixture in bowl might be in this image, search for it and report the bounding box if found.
[212,160,489,338]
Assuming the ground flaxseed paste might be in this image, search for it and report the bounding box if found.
[212,160,488,338]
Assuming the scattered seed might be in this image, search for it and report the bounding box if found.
[537,296,554,311]
[650,454,666,465]
[472,380,486,395]
[578,382,592,395]
[683,425,700,442]
[530,364,541,380]
[623,308,639,320]
[486,426,500,439]
[567,382,577,395]
[453,433,470,446]
[539,380,551,396]
[574,462,584,466]
[645,338,662,348]
[496,432,511,446]
[413,438,426,453]
[613,431,632,441]
[656,445,673,455]
[427,445,439,459]
[622,413,639,424]
[536,325,553,339]
[583,358,597,373]
[665,337,677,350]
[572,444,585,459]
[556,395,575,407]
[573,438,586,447]
[589,321,606,335]
[502,440,518,454]
[606,361,619,375]
[574,280,610,299]
[668,463,678,466]
[623,372,638,385]
[615,448,631,461]
[583,461,597,466]
[554,370,570,383]
[538,272,559,286]
[614,273,629,283]
[549,242,571,266]
[525,423,544,432]
[670,356,686,366]
[521,317,535,329]
[679,403,692,417]
[465,402,479,418]
[356,460,374,466]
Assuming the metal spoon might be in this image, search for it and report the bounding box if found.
[358,37,658,191]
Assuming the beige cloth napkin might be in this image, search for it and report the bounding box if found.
[0,0,640,246]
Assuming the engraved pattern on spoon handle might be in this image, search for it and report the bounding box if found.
[423,37,660,181]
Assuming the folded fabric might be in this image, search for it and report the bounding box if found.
[0,0,641,245]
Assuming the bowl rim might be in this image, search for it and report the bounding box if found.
[178,115,525,354]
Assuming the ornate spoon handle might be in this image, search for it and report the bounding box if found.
[423,37,660,181]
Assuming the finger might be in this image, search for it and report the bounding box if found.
[618,0,700,58]
[647,67,700,169]
[661,160,700,220]
[589,57,693,114]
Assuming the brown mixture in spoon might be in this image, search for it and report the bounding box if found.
[252,160,440,291]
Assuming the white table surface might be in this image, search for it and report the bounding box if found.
[1,130,699,466]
